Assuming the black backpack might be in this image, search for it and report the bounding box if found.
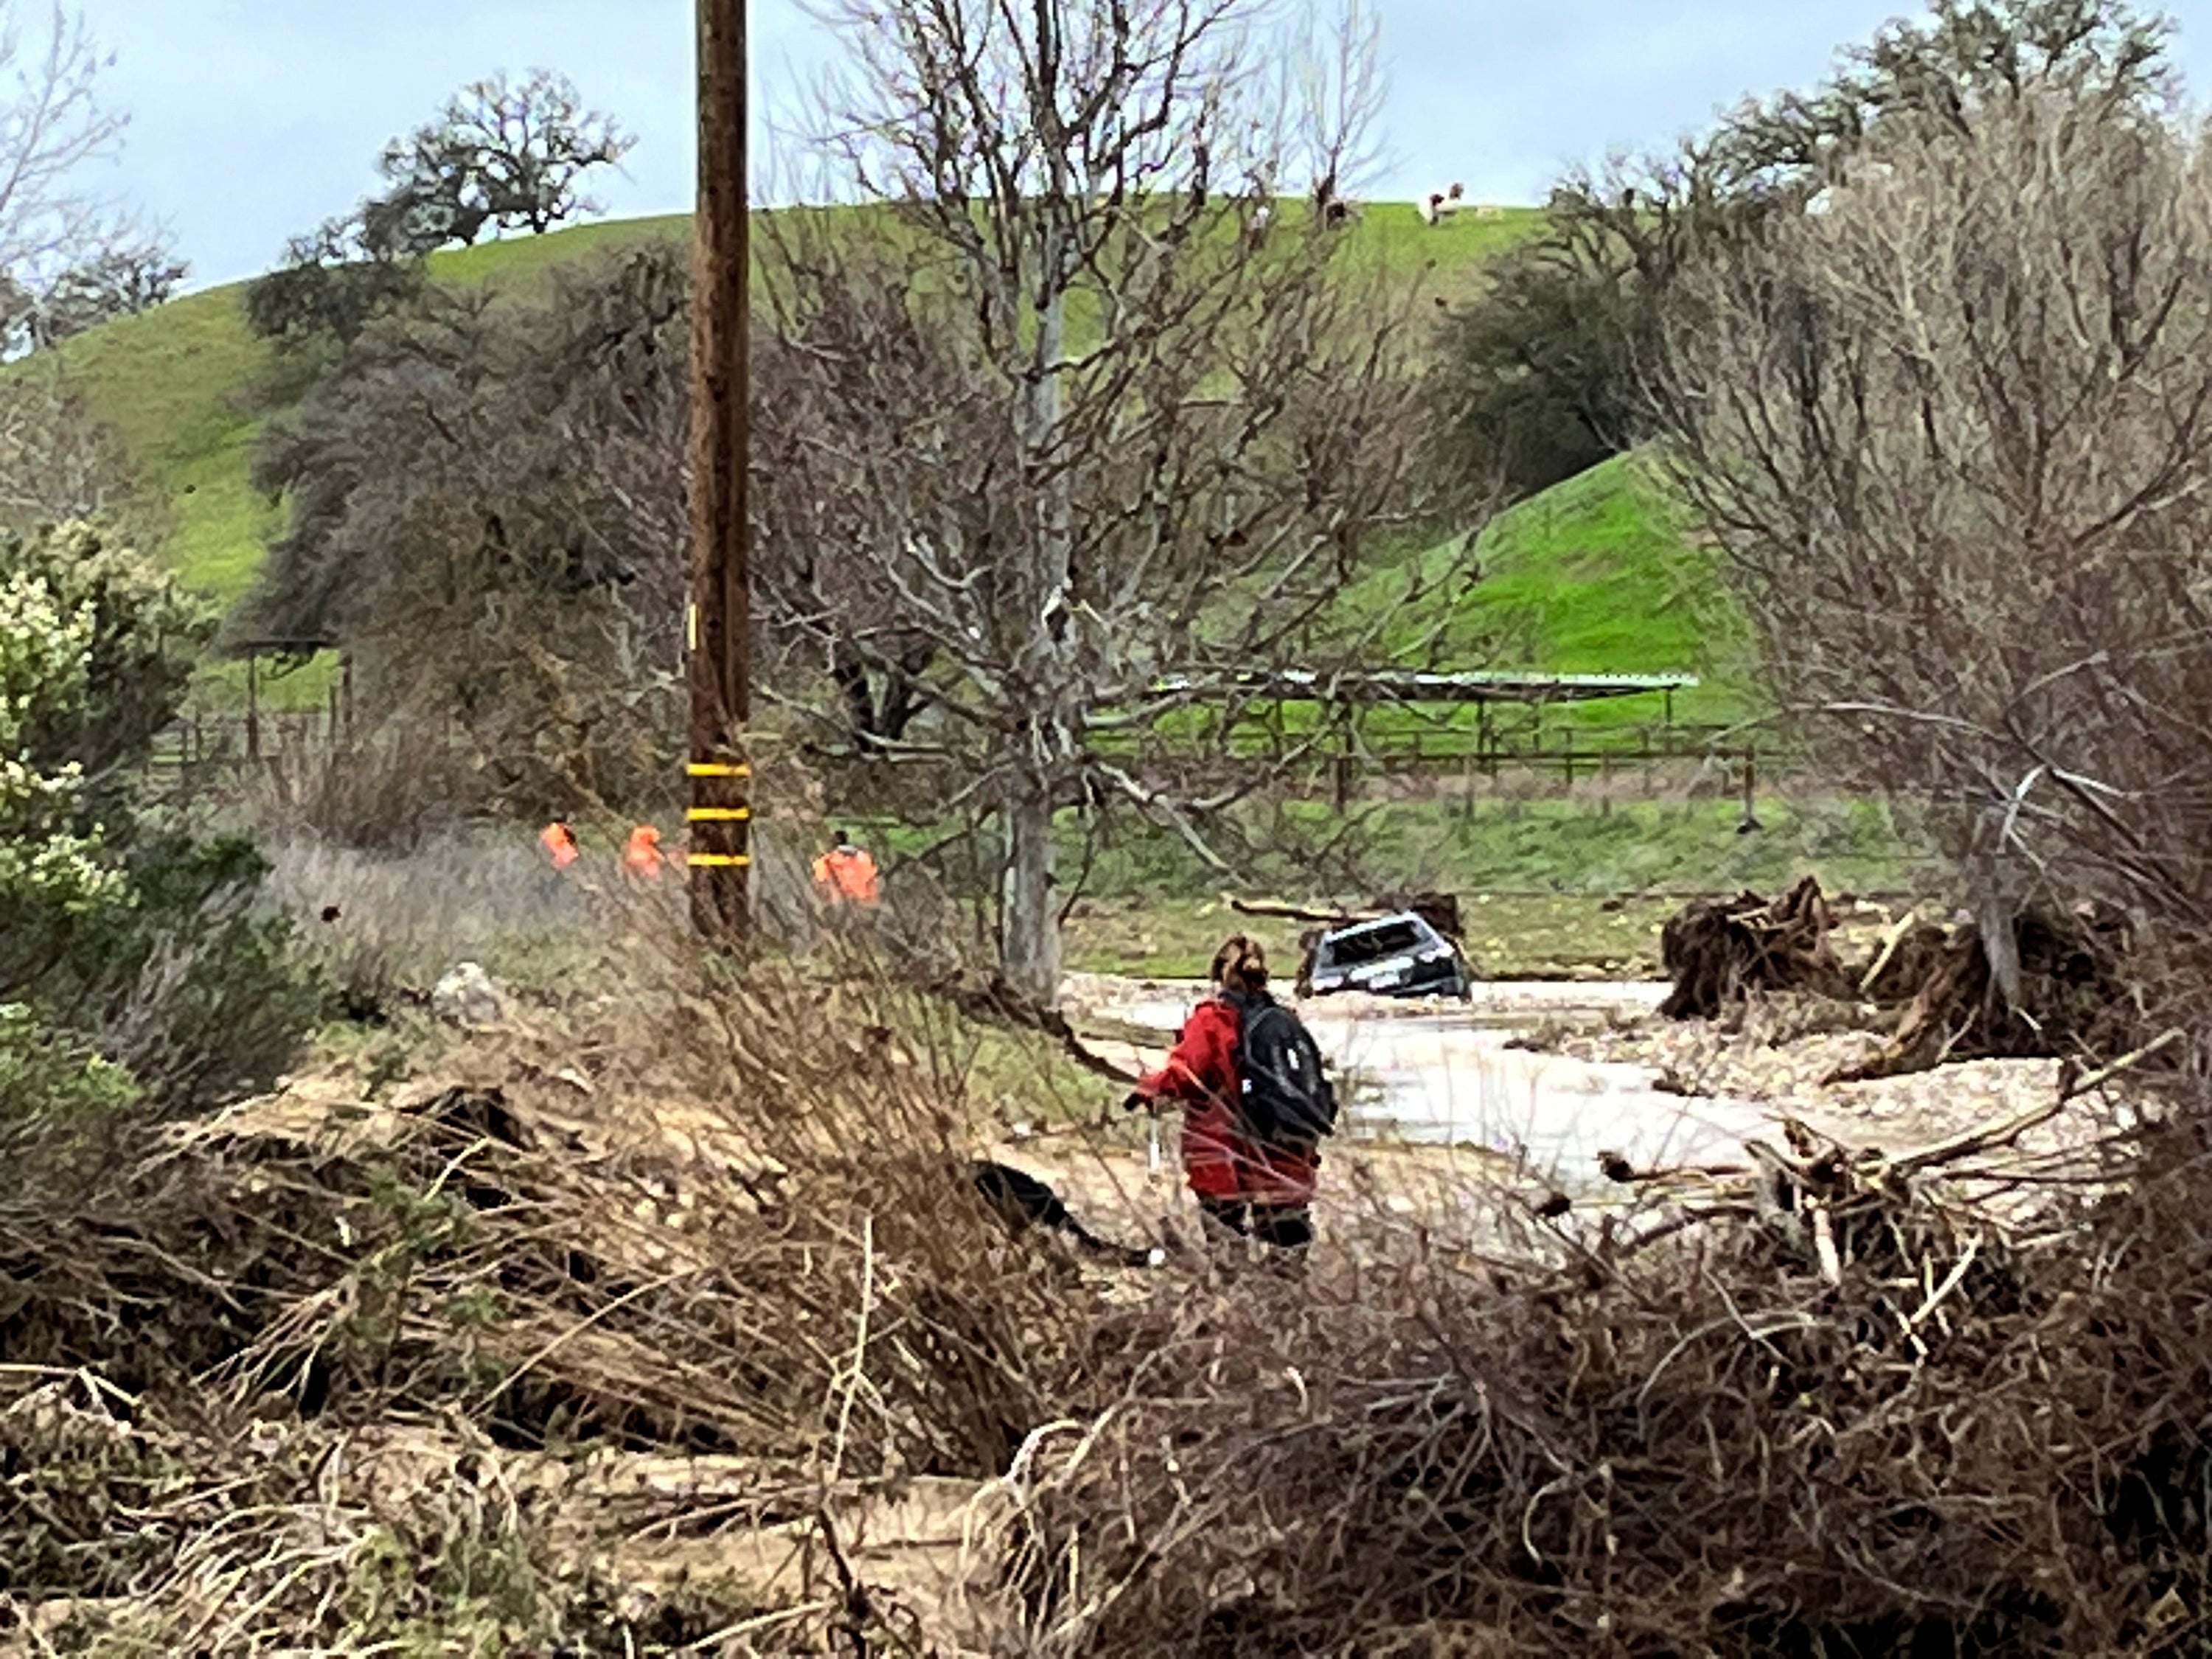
[1227,991,1338,1155]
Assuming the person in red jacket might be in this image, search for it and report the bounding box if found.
[1126,935,1316,1253]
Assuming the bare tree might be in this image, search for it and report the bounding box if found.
[1651,86,2212,954]
[245,247,690,817]
[0,2,186,349]
[1,233,184,352]
[762,0,1444,1001]
[0,5,119,271]
[0,358,161,543]
[364,69,633,254]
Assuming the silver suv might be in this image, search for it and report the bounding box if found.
[1304,911,1472,1000]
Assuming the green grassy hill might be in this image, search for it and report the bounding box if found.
[42,202,1747,726]
[1335,451,1756,743]
[49,204,1530,614]
[1446,451,1752,724]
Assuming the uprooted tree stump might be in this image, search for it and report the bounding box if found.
[1659,875,1850,1020]
[1833,902,2137,1081]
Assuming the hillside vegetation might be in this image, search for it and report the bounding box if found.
[1382,451,1756,729]
[46,206,1531,611]
[41,203,1741,723]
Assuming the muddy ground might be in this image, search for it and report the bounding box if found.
[1036,971,2138,1247]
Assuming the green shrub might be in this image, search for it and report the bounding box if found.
[81,834,331,1115]
[0,1003,141,1172]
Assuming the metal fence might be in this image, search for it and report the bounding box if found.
[143,701,1780,817]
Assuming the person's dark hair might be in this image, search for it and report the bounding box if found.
[832,828,852,847]
[1210,934,1267,994]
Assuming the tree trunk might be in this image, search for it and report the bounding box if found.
[995,255,1076,1004]
[999,758,1060,1003]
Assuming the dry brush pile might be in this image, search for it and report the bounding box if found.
[4,907,2212,1652]
[987,1102,2212,1655]
[0,942,1123,1652]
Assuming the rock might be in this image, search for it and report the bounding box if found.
[431,962,505,1028]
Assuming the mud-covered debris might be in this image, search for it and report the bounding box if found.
[1659,876,1848,1020]
[1835,902,2136,1081]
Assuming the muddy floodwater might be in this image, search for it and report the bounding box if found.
[1085,978,1773,1195]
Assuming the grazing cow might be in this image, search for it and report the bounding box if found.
[1419,181,1467,226]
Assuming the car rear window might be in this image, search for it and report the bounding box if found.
[1323,921,1424,967]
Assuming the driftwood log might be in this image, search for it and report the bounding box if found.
[1658,876,1849,1020]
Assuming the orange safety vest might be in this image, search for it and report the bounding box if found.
[812,845,880,905]
[540,821,579,869]
[623,824,664,878]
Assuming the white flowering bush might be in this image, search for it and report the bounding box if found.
[0,523,322,1129]
[0,563,148,1152]
[0,566,123,917]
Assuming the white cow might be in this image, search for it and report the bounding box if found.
[1418,181,1466,226]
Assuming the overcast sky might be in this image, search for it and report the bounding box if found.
[64,1,2212,291]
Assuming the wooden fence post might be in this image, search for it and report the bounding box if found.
[245,651,261,764]
[1332,703,1359,813]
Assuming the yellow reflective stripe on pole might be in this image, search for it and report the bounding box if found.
[686,762,751,779]
[686,807,752,821]
[686,853,752,868]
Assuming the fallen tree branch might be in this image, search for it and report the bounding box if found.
[922,975,1144,1086]
[1871,1029,2185,1180]
[1907,1234,1979,1333]
[1812,1205,1842,1286]
[2059,1028,2185,1102]
[1225,894,1360,926]
[1859,909,1921,996]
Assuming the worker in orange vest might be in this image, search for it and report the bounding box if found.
[812,830,880,906]
[539,818,580,870]
[623,824,666,880]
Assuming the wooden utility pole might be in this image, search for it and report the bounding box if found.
[687,0,752,939]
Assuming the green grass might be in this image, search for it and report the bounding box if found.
[1343,451,1757,740]
[1060,792,1938,979]
[1454,453,1751,717]
[1133,451,1756,765]
[851,790,1941,980]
